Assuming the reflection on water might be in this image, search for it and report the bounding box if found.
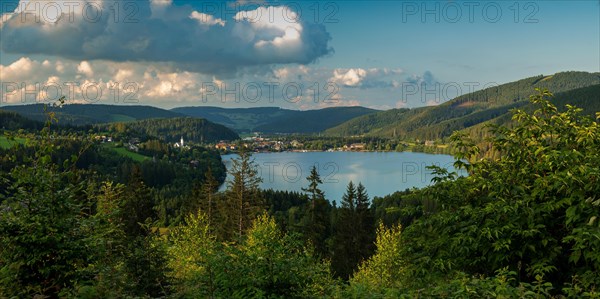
[220,151,465,202]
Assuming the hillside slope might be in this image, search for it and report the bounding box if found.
[464,84,600,137]
[325,71,600,139]
[0,110,45,131]
[1,104,184,125]
[255,106,378,133]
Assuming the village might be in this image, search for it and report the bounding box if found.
[93,132,439,155]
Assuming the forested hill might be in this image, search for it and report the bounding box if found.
[0,110,45,131]
[97,117,240,143]
[255,106,379,133]
[463,84,600,138]
[325,71,600,139]
[1,103,185,125]
[171,106,378,133]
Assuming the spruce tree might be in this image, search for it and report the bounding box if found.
[190,167,220,225]
[355,183,376,263]
[331,182,376,280]
[332,181,358,279]
[221,147,263,239]
[301,166,331,257]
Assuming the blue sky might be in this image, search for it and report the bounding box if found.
[0,0,598,109]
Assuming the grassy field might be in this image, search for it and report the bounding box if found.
[103,144,150,162]
[0,136,26,149]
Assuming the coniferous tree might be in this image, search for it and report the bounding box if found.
[303,165,325,202]
[332,181,358,279]
[331,182,376,280]
[121,166,170,297]
[301,166,331,257]
[0,102,93,297]
[356,183,376,260]
[220,148,263,239]
[122,165,155,237]
[0,157,91,297]
[190,167,220,225]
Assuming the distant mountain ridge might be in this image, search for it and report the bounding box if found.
[3,71,598,138]
[171,106,378,133]
[325,71,600,140]
[2,103,377,134]
[0,104,185,125]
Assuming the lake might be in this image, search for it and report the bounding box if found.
[220,151,464,202]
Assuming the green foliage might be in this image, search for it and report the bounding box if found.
[219,149,264,239]
[387,89,600,295]
[167,212,218,297]
[101,117,239,143]
[331,181,376,280]
[350,223,403,291]
[300,166,331,257]
[0,109,44,131]
[224,213,336,298]
[0,162,91,297]
[189,167,220,226]
[166,213,338,298]
[2,87,600,297]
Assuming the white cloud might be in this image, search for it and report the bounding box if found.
[190,11,226,27]
[425,99,442,107]
[272,65,310,79]
[396,100,408,108]
[332,68,367,87]
[150,0,172,18]
[331,68,403,88]
[1,57,39,82]
[77,61,94,77]
[150,0,172,7]
[234,6,304,57]
[114,69,134,82]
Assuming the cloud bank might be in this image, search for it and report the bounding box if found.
[0,0,332,75]
[1,56,419,109]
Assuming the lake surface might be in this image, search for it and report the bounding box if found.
[220,151,464,202]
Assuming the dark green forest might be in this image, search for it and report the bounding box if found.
[325,71,600,140]
[0,89,599,297]
[97,117,240,144]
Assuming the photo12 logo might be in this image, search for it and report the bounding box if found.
[1,1,140,24]
[1,81,140,104]
[400,1,539,23]
[201,81,340,104]
[399,81,500,105]
[260,161,339,184]
[200,1,339,24]
[400,161,458,184]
